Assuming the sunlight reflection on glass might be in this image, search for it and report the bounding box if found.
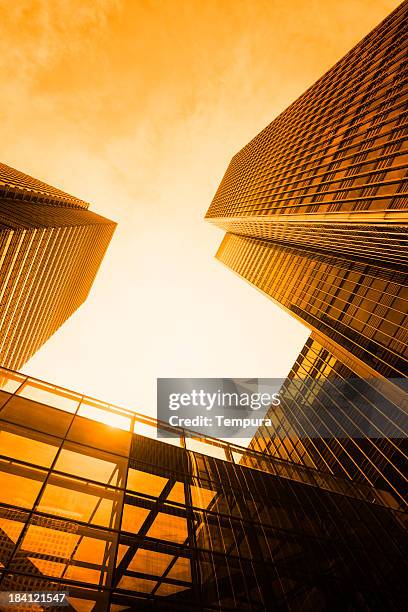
[78,403,131,431]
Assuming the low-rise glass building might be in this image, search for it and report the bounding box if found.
[0,367,406,611]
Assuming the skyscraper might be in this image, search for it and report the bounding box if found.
[249,332,407,505]
[205,3,407,502]
[206,2,407,268]
[0,162,116,370]
[215,234,406,379]
[0,366,406,610]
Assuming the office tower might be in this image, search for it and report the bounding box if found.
[205,4,408,501]
[0,162,116,370]
[205,0,408,379]
[215,234,407,378]
[205,2,407,268]
[0,366,406,611]
[249,332,407,505]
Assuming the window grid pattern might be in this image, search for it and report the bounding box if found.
[206,3,408,535]
[208,219,408,267]
[0,167,116,371]
[206,4,407,222]
[205,2,408,265]
[216,233,407,378]
[249,335,407,505]
[0,367,406,610]
[0,162,89,209]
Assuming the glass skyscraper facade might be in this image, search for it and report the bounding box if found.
[215,234,406,379]
[0,162,116,370]
[205,2,407,266]
[205,4,407,504]
[0,366,406,611]
[249,332,407,506]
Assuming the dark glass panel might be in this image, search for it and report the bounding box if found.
[0,396,73,438]
[67,414,131,457]
[54,442,127,487]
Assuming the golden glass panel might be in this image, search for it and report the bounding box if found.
[28,558,66,577]
[126,469,167,497]
[0,516,26,565]
[166,556,192,582]
[121,504,150,534]
[0,368,26,393]
[115,543,129,566]
[19,529,114,587]
[128,549,173,576]
[146,513,188,544]
[68,598,97,612]
[117,576,157,593]
[17,380,80,413]
[20,525,80,558]
[64,565,103,585]
[0,428,58,468]
[36,482,114,527]
[92,497,119,529]
[54,448,120,485]
[74,536,109,565]
[167,481,185,504]
[190,485,217,510]
[0,396,74,438]
[0,464,45,509]
[155,583,189,596]
[0,517,25,544]
[67,417,131,459]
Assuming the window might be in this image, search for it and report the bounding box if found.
[128,548,173,576]
[185,437,228,460]
[121,503,150,534]
[146,512,188,544]
[0,424,59,468]
[67,415,131,457]
[11,518,116,586]
[54,443,126,486]
[0,460,46,509]
[17,380,80,413]
[36,474,121,528]
[0,368,26,393]
[117,575,157,593]
[78,399,131,432]
[190,485,217,510]
[126,469,167,498]
[0,510,29,566]
[0,396,74,438]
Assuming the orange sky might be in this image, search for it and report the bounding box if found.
[0,0,400,416]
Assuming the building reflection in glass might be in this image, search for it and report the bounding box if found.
[0,367,406,611]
